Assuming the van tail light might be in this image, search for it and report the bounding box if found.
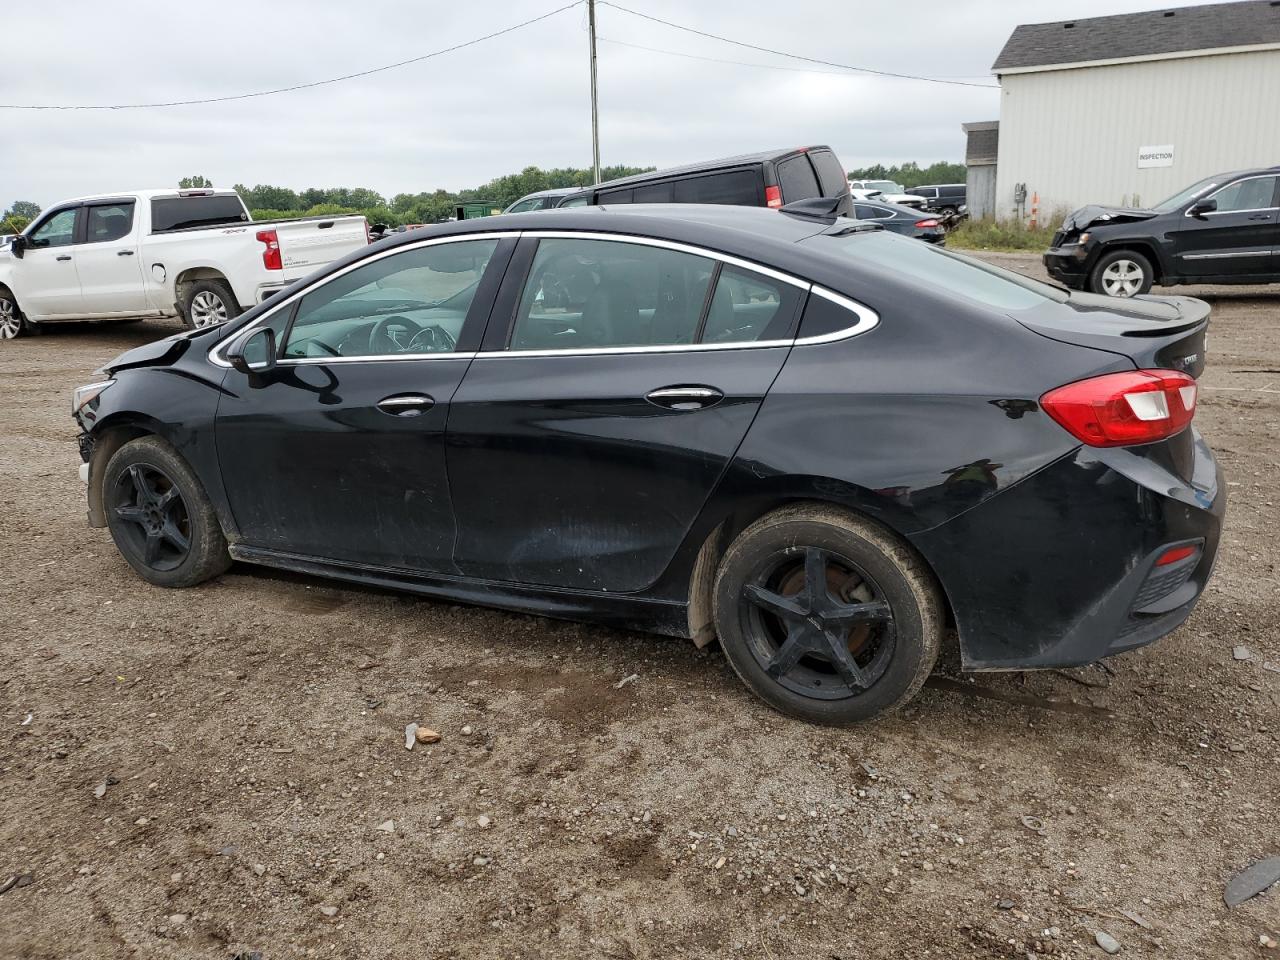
[915,218,940,228]
[765,186,783,209]
[256,229,282,270]
[1040,369,1196,447]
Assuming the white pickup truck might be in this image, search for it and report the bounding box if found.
[0,189,369,339]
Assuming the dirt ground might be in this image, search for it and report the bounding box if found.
[1,255,1277,960]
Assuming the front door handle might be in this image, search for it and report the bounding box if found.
[377,394,435,416]
[645,385,724,411]
[56,255,72,262]
[117,249,135,256]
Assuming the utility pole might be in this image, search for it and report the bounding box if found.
[588,0,601,184]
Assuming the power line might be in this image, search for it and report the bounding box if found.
[601,36,994,80]
[0,2,583,110]
[597,1,999,89]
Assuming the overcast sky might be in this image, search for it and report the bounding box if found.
[1,0,1221,208]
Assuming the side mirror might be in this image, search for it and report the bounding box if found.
[227,328,278,377]
[9,235,26,259]
[1189,198,1217,217]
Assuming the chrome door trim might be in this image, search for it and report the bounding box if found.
[1178,250,1271,260]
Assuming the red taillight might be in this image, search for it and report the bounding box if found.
[1156,544,1199,566]
[914,218,940,228]
[1040,369,1197,447]
[256,229,282,270]
[765,185,783,209]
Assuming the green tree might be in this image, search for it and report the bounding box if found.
[179,175,214,188]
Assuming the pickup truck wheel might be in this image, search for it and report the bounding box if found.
[0,292,27,340]
[103,436,231,587]
[712,504,943,725]
[1090,250,1154,298]
[182,280,240,330]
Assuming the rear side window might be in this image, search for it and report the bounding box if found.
[598,187,635,204]
[776,156,821,203]
[943,185,966,199]
[558,195,590,208]
[85,202,135,243]
[633,182,673,203]
[854,204,893,220]
[510,238,713,349]
[702,265,802,344]
[808,150,849,197]
[506,197,544,213]
[150,195,248,233]
[673,170,762,205]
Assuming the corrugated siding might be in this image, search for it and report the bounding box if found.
[994,49,1280,220]
[967,165,997,219]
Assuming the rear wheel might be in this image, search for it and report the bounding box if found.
[182,279,240,330]
[1089,249,1153,298]
[103,436,231,587]
[713,504,943,725]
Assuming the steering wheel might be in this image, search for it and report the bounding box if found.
[369,315,425,354]
[406,324,457,353]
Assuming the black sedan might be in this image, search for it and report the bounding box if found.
[72,204,1224,724]
[850,198,946,243]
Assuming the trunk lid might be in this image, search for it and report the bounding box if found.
[1016,292,1210,378]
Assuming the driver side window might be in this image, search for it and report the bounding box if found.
[28,208,79,248]
[282,239,498,359]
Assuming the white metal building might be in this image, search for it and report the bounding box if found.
[983,0,1280,220]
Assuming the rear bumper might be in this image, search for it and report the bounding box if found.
[911,428,1224,670]
[1043,247,1091,289]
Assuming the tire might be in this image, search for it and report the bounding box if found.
[938,206,958,218]
[1088,249,1154,298]
[181,279,240,330]
[0,289,31,340]
[712,504,943,725]
[102,436,231,588]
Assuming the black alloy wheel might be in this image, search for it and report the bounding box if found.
[742,546,896,700]
[109,463,192,572]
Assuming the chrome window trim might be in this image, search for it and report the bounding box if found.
[794,288,880,344]
[208,231,522,368]
[208,228,879,367]
[1184,174,1280,217]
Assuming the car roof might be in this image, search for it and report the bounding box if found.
[361,202,891,296]
[53,188,241,206]
[594,146,835,190]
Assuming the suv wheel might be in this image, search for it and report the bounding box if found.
[1090,250,1154,298]
[712,504,943,725]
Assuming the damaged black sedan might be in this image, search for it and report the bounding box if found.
[1045,166,1280,297]
[73,204,1224,724]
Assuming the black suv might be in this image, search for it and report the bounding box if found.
[1045,166,1280,297]
[906,183,966,215]
[581,147,851,215]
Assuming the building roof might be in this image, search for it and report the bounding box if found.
[992,0,1280,72]
[962,122,999,165]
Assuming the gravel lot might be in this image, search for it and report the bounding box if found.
[1,256,1277,959]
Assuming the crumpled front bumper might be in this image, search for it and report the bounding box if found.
[1043,246,1091,289]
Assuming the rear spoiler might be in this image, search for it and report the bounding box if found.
[779,194,854,221]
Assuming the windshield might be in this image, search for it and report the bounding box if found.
[863,181,904,194]
[1152,175,1220,213]
[805,229,1068,311]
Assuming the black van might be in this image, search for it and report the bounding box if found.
[906,184,967,215]
[583,146,851,214]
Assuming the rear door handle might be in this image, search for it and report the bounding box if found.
[645,385,724,411]
[376,394,435,416]
[1247,214,1272,221]
[117,249,135,256]
[56,255,72,262]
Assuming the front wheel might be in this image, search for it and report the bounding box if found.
[713,504,943,725]
[1089,250,1154,298]
[182,279,240,330]
[0,291,31,340]
[103,436,232,587]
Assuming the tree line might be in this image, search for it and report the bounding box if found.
[846,161,966,188]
